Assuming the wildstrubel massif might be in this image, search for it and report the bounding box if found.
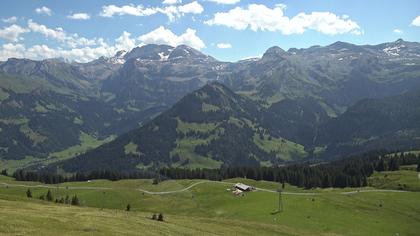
[1,39,420,171]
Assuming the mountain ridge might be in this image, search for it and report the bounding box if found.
[1,39,420,171]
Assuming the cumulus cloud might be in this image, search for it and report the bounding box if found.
[28,20,67,41]
[100,2,203,21]
[2,16,18,24]
[178,1,203,14]
[163,0,182,4]
[0,24,203,62]
[0,30,138,63]
[67,13,91,20]
[0,43,110,62]
[205,4,362,35]
[0,24,29,42]
[35,6,52,16]
[393,29,403,34]
[115,31,138,51]
[0,21,205,62]
[27,20,100,48]
[216,43,232,48]
[411,16,420,26]
[138,26,205,50]
[100,5,158,17]
[207,0,240,4]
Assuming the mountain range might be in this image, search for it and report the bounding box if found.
[1,39,420,172]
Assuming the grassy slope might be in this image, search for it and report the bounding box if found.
[368,170,420,191]
[0,132,114,173]
[1,174,420,235]
[173,117,307,168]
[48,132,115,160]
[0,199,296,236]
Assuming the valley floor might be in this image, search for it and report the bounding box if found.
[0,171,420,235]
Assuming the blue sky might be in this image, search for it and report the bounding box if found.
[0,0,419,62]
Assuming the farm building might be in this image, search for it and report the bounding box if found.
[234,183,253,191]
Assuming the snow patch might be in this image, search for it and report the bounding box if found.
[158,52,169,61]
[383,44,406,57]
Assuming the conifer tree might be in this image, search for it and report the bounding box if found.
[26,188,32,198]
[71,195,80,206]
[158,213,164,221]
[46,190,53,201]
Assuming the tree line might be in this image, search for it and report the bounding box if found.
[5,150,420,189]
[25,188,80,206]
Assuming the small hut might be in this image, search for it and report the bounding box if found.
[234,183,253,192]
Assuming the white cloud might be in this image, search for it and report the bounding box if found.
[163,0,182,5]
[205,4,362,35]
[2,16,18,24]
[67,13,91,20]
[0,24,29,42]
[207,0,240,4]
[138,26,205,50]
[275,3,287,10]
[178,1,203,14]
[35,6,52,16]
[393,29,403,34]
[115,31,137,51]
[216,43,232,48]
[28,20,67,42]
[411,16,420,26]
[0,33,132,63]
[0,43,110,62]
[100,2,203,21]
[100,4,158,17]
[27,20,100,48]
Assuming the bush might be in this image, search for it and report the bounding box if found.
[126,204,131,211]
[26,188,32,198]
[158,213,164,221]
[65,195,70,204]
[71,195,80,206]
[46,190,53,201]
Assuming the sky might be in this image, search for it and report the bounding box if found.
[0,0,419,62]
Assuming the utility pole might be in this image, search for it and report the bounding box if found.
[272,186,284,214]
[56,165,59,199]
[277,188,283,213]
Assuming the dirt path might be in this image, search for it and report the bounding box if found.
[0,180,411,196]
[0,182,111,190]
[340,189,408,195]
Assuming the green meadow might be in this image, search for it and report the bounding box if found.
[0,170,419,235]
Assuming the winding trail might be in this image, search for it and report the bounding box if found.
[0,182,111,190]
[340,189,408,195]
[0,180,411,196]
